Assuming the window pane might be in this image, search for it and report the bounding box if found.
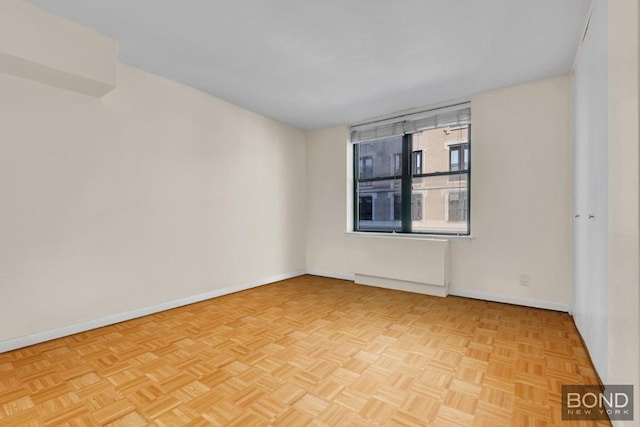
[393,193,402,220]
[412,150,423,175]
[463,147,469,170]
[412,125,469,174]
[356,179,401,231]
[359,196,372,220]
[359,156,373,178]
[393,153,402,176]
[411,173,469,234]
[450,149,460,171]
[356,136,403,180]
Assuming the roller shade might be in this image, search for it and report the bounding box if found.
[351,102,470,143]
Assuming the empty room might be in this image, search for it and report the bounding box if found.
[0,0,638,426]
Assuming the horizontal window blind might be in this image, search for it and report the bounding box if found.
[351,102,471,143]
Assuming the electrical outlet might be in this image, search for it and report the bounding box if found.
[519,274,530,286]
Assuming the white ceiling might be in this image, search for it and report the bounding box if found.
[26,0,590,130]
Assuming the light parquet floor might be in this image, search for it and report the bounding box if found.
[0,275,610,426]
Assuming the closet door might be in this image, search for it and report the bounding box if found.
[572,0,608,380]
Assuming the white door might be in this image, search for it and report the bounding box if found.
[572,0,608,380]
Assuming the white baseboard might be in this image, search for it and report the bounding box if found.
[305,270,570,312]
[0,270,306,353]
[1,270,570,353]
[306,269,355,281]
[448,288,571,312]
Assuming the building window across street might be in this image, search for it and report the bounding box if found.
[449,144,469,171]
[351,103,470,235]
[359,156,373,179]
[412,150,423,175]
[447,190,468,222]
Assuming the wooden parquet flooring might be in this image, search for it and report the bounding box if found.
[0,275,610,426]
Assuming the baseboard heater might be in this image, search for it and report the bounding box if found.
[353,238,450,297]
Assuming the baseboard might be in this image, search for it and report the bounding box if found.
[448,288,571,312]
[571,317,607,386]
[0,270,306,353]
[306,270,570,312]
[306,269,355,281]
[3,270,569,353]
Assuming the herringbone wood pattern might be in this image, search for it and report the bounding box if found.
[0,275,609,426]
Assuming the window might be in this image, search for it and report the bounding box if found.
[449,144,469,171]
[412,150,423,175]
[393,193,401,220]
[447,191,467,222]
[411,194,423,221]
[359,156,373,179]
[359,195,373,220]
[352,103,470,235]
[393,153,402,175]
[352,136,402,231]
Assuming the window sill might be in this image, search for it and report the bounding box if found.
[344,231,474,241]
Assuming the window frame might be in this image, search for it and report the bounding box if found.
[353,125,471,236]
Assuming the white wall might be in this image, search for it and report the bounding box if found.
[572,0,609,381]
[0,63,306,343]
[306,77,572,309]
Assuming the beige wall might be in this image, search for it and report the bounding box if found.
[0,0,117,97]
[451,77,572,303]
[0,64,306,342]
[306,76,572,308]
